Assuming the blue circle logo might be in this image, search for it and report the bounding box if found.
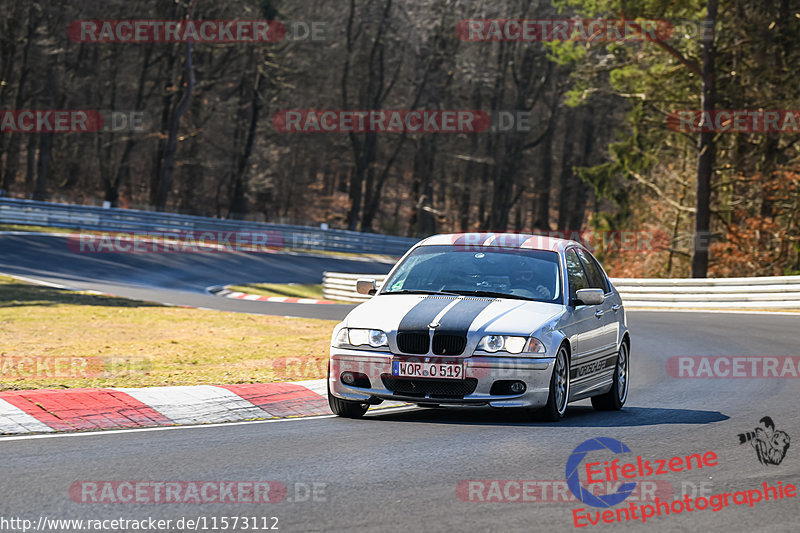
[565,437,637,508]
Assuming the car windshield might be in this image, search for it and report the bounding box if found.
[381,245,562,303]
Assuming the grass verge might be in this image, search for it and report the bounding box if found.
[0,275,333,390]
[0,224,75,233]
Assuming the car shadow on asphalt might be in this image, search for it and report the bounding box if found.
[366,404,729,427]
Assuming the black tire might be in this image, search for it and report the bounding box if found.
[536,345,570,421]
[327,380,369,418]
[591,341,629,411]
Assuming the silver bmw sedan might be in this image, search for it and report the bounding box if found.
[328,233,630,421]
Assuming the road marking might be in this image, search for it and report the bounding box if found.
[627,308,800,316]
[0,273,77,290]
[0,406,417,442]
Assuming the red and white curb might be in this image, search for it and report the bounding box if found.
[208,285,338,305]
[0,380,406,435]
[0,380,336,435]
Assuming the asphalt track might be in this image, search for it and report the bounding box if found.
[1,233,799,532]
[0,233,392,319]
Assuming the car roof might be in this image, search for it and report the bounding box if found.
[416,233,584,253]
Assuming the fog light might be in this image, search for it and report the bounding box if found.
[341,372,356,385]
[509,381,526,394]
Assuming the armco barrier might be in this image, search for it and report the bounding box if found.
[322,272,800,308]
[322,272,388,303]
[0,198,418,256]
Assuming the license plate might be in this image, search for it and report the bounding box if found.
[392,360,464,380]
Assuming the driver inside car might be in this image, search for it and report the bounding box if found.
[511,262,553,300]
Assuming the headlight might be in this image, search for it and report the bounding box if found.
[333,328,350,347]
[504,336,528,354]
[347,328,388,348]
[476,336,546,355]
[478,335,505,353]
[368,329,388,348]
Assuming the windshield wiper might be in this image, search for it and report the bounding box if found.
[383,289,461,296]
[445,289,535,301]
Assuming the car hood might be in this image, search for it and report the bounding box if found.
[344,294,563,337]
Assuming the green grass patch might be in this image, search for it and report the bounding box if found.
[0,224,76,233]
[0,275,334,390]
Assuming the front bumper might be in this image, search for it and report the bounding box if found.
[329,348,555,408]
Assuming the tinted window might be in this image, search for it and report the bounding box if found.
[576,248,610,293]
[565,249,588,299]
[382,245,562,303]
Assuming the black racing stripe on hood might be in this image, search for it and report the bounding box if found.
[397,296,458,332]
[434,298,495,335]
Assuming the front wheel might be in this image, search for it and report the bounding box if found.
[327,381,369,419]
[591,341,629,411]
[536,345,570,421]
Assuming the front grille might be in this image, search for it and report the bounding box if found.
[381,375,478,399]
[396,332,429,354]
[432,334,467,356]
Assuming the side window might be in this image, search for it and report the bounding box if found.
[576,249,610,293]
[565,249,588,299]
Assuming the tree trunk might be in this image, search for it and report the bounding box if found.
[557,110,575,231]
[691,0,718,278]
[409,138,437,236]
[153,0,198,211]
[568,106,595,230]
[229,68,264,219]
[1,6,36,192]
[531,127,554,230]
[33,133,52,201]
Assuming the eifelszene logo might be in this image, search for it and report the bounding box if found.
[566,437,637,508]
[565,437,718,510]
[738,417,791,466]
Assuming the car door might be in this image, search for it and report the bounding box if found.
[564,248,606,358]
[575,248,618,358]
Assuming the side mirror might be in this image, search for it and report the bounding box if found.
[575,288,605,306]
[356,278,377,295]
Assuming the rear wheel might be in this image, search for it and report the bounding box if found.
[327,379,369,418]
[591,341,629,411]
[536,345,570,421]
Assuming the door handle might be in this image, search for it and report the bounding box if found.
[595,310,605,318]
[611,304,621,312]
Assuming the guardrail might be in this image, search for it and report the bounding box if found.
[322,272,800,308]
[0,198,419,256]
[323,272,388,302]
